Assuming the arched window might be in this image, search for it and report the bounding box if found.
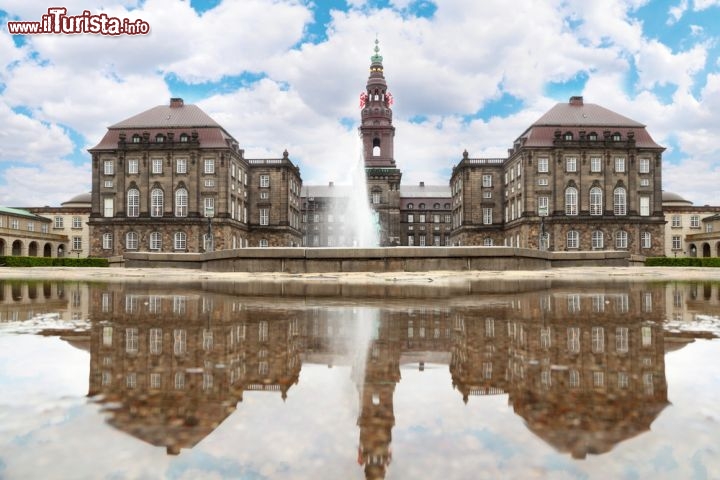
[407,203,414,210]
[126,231,138,250]
[589,187,603,215]
[155,134,165,143]
[567,230,579,249]
[151,188,164,217]
[149,232,162,251]
[565,187,578,215]
[372,138,381,156]
[371,189,381,205]
[564,132,573,141]
[131,134,141,143]
[419,203,426,210]
[179,133,189,142]
[588,132,598,141]
[612,132,621,141]
[174,232,187,250]
[127,188,140,217]
[434,203,440,209]
[175,188,188,217]
[613,187,626,215]
[592,230,604,249]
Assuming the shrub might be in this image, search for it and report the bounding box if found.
[0,256,109,267]
[645,257,720,267]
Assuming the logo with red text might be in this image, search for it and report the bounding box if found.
[7,7,150,35]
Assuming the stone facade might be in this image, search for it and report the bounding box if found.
[662,191,720,258]
[0,206,67,257]
[27,192,91,257]
[88,98,302,257]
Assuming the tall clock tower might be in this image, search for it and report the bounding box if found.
[359,39,403,246]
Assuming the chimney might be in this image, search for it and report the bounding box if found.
[419,181,425,187]
[170,97,184,108]
[329,181,334,187]
[569,96,583,106]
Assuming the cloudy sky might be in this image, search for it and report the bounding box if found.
[1,0,719,207]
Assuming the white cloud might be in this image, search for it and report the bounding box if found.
[0,101,74,164]
[0,158,90,207]
[668,0,689,24]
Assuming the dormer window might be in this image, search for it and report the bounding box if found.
[612,132,621,141]
[563,132,573,141]
[179,133,189,142]
[155,134,165,143]
[132,134,141,143]
[407,203,414,210]
[588,132,598,141]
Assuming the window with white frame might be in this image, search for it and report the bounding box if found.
[151,188,164,217]
[173,329,187,355]
[640,178,650,187]
[174,232,186,250]
[589,187,603,215]
[538,157,549,173]
[149,328,162,354]
[204,158,215,174]
[127,189,139,217]
[537,177,549,186]
[152,158,162,174]
[407,213,414,223]
[641,231,651,249]
[102,233,113,250]
[483,191,492,199]
[125,328,138,354]
[176,157,187,174]
[566,156,577,172]
[639,195,650,216]
[72,216,82,229]
[483,208,492,225]
[419,214,426,223]
[126,231,138,250]
[204,197,215,217]
[260,174,270,187]
[483,238,493,246]
[72,236,82,251]
[671,215,681,227]
[537,196,549,216]
[615,157,625,172]
[567,327,580,353]
[565,187,578,215]
[260,208,269,225]
[128,159,138,174]
[613,187,626,215]
[175,188,188,217]
[615,230,628,249]
[592,230,604,249]
[616,327,629,353]
[672,235,681,250]
[103,198,114,217]
[372,191,381,204]
[54,216,64,228]
[590,156,602,172]
[591,327,605,353]
[104,160,114,175]
[639,158,650,173]
[150,231,162,251]
[567,230,579,249]
[407,235,414,246]
[482,174,492,187]
[10,218,18,229]
[690,215,700,228]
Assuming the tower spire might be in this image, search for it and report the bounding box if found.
[371,37,383,64]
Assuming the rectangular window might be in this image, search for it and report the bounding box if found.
[204,158,215,174]
[640,196,650,216]
[10,218,19,229]
[128,159,138,174]
[671,215,681,227]
[260,174,270,188]
[72,216,82,228]
[640,178,650,187]
[104,160,114,175]
[590,156,602,172]
[566,156,577,172]
[102,233,112,250]
[483,208,492,225]
[419,214,426,223]
[639,158,650,173]
[102,326,113,345]
[616,327,629,353]
[152,158,162,174]
[538,157,549,173]
[125,328,138,354]
[591,327,605,353]
[690,215,700,228]
[54,216,64,228]
[173,329,187,355]
[103,198,114,217]
[567,327,580,353]
[104,180,113,188]
[72,236,82,250]
[407,235,414,246]
[204,178,215,187]
[149,328,162,354]
[407,213,414,223]
[419,235,426,246]
[176,158,187,174]
[537,178,549,186]
[672,235,681,250]
[204,197,215,217]
[567,230,579,249]
[260,208,269,226]
[482,174,492,188]
[615,157,625,172]
[483,191,492,199]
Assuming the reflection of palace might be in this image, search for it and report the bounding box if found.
[0,281,89,325]
[14,281,709,478]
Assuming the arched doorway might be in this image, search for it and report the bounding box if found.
[57,244,65,257]
[0,238,5,255]
[702,243,711,258]
[12,240,22,256]
[716,241,720,258]
[689,243,697,257]
[43,243,52,257]
[28,241,38,256]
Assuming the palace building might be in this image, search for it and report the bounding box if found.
[87,40,667,257]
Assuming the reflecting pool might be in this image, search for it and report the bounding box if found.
[1,279,719,479]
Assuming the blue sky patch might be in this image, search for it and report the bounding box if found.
[165,72,267,102]
[544,72,589,101]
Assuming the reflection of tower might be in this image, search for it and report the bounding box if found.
[356,314,401,480]
[359,39,402,246]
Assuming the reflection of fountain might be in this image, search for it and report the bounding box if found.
[335,137,380,248]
